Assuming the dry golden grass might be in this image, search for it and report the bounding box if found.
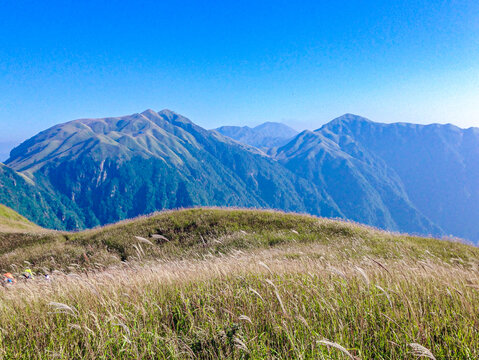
[1,209,479,359]
[1,240,479,359]
[2,208,477,273]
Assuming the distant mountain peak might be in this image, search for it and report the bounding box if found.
[157,109,194,126]
[337,113,372,121]
[141,109,158,117]
[157,108,173,114]
[315,114,375,137]
[158,109,179,118]
[254,121,291,128]
[139,109,188,122]
[215,122,298,150]
[320,113,371,128]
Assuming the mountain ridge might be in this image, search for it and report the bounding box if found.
[215,121,298,150]
[3,110,338,229]
[318,113,474,133]
[1,110,478,242]
[315,114,479,241]
[273,125,442,236]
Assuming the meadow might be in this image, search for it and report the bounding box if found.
[1,208,478,359]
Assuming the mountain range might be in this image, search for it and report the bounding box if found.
[1,110,478,243]
[215,122,298,150]
[2,110,336,229]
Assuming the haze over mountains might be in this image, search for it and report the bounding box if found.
[1,109,478,243]
[0,141,19,162]
[315,115,479,243]
[215,122,298,150]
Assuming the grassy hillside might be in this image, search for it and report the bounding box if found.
[0,208,474,272]
[1,208,478,359]
[0,204,42,232]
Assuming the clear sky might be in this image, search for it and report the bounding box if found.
[1,0,479,151]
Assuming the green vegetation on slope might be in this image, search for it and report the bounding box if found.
[0,204,41,232]
[4,110,336,230]
[0,208,476,273]
[4,110,479,244]
[274,125,441,237]
[319,114,479,243]
[1,209,478,359]
[0,163,85,230]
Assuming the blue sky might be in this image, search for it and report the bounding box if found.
[1,0,479,152]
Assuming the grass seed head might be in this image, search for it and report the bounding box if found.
[408,343,436,359]
[318,339,356,359]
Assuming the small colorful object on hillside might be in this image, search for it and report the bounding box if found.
[23,268,34,280]
[2,273,16,285]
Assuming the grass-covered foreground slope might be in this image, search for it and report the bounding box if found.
[0,208,475,272]
[0,204,42,232]
[1,208,478,359]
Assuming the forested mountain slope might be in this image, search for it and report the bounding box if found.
[4,110,337,229]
